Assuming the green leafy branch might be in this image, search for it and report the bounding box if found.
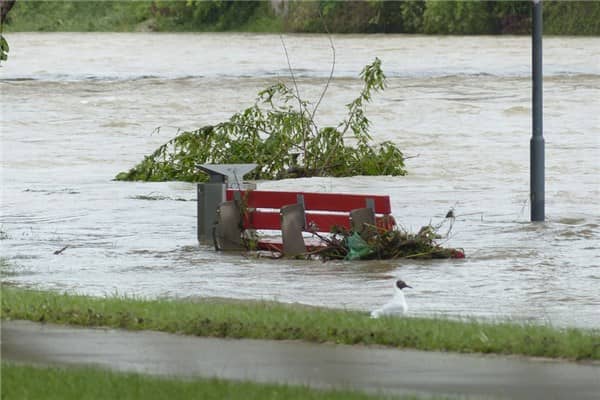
[0,34,8,62]
[116,58,407,182]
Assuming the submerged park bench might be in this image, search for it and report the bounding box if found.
[215,189,396,256]
[196,164,396,256]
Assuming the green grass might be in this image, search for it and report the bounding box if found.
[1,362,424,400]
[2,286,599,360]
[3,1,153,32]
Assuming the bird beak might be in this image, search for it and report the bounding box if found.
[406,285,412,289]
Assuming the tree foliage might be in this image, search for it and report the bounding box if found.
[0,0,15,63]
[544,1,600,36]
[152,0,264,31]
[116,58,406,182]
[400,1,426,33]
[4,1,599,35]
[423,1,495,35]
[0,33,8,62]
[2,0,151,31]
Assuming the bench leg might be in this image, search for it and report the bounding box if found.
[214,201,244,251]
[281,203,307,256]
[350,207,376,237]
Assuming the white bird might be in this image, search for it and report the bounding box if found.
[370,279,412,318]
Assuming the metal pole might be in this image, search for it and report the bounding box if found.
[531,0,545,222]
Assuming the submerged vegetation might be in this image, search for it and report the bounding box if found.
[3,287,599,360]
[116,58,406,182]
[311,222,464,261]
[236,209,464,261]
[3,1,599,35]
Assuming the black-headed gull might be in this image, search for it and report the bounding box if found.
[370,279,412,318]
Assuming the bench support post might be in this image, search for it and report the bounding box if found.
[281,199,306,256]
[350,208,376,236]
[214,200,244,250]
[197,183,226,244]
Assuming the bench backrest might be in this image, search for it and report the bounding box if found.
[226,189,395,232]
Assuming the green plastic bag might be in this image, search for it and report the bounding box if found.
[345,232,374,260]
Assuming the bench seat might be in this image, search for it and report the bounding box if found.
[214,189,396,255]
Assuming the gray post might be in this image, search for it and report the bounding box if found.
[531,0,545,222]
[197,183,226,243]
[195,164,256,244]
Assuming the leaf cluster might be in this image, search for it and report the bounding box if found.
[152,0,264,31]
[116,58,407,182]
[4,1,599,35]
[0,34,8,62]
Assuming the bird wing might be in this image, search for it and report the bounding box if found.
[370,299,406,318]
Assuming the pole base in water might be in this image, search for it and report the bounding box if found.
[530,135,545,222]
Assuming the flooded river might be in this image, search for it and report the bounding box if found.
[1,33,599,328]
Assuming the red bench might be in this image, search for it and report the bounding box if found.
[213,189,396,256]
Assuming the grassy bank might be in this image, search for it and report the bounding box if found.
[2,0,281,33]
[3,1,599,35]
[2,1,152,32]
[2,287,598,360]
[1,362,424,400]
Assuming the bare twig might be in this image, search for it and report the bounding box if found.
[311,10,346,175]
[53,245,68,255]
[310,8,336,123]
[279,35,308,155]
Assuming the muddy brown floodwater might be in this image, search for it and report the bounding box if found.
[1,33,599,328]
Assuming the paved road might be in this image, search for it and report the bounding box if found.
[2,320,599,399]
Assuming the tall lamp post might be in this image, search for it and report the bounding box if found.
[531,0,545,221]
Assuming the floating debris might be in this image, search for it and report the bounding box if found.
[242,221,464,261]
[307,223,465,261]
[53,246,69,255]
